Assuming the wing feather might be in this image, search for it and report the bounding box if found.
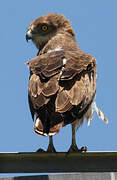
[55,90,72,113]
[28,50,97,134]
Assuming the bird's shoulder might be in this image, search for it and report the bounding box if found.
[28,49,96,80]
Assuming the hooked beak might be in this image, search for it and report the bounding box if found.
[26,29,33,42]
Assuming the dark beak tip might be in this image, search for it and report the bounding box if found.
[26,34,29,42]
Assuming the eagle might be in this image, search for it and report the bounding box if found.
[26,13,108,152]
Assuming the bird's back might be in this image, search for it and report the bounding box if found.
[28,35,97,136]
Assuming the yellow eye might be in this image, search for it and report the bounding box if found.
[41,25,48,31]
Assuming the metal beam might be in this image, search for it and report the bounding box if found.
[0,152,117,173]
[0,173,116,180]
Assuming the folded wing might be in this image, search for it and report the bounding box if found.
[28,50,97,135]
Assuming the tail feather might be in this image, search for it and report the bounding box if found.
[92,101,108,124]
[34,117,63,136]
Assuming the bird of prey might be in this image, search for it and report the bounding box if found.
[26,13,108,152]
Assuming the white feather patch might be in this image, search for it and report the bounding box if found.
[57,58,67,81]
[85,107,94,126]
[63,58,67,65]
[92,101,108,123]
[47,45,63,53]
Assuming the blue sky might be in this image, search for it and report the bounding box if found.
[0,0,117,158]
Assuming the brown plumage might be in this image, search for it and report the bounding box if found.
[26,13,108,152]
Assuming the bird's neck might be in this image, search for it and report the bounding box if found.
[38,32,81,55]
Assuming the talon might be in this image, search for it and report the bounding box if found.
[80,146,87,152]
[68,144,87,153]
[68,144,79,153]
[36,148,46,153]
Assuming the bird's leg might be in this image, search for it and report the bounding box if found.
[68,123,87,153]
[47,136,56,153]
[68,123,79,152]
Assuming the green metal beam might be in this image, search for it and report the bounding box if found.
[0,152,117,173]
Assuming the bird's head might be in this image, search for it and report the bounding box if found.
[26,13,75,50]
